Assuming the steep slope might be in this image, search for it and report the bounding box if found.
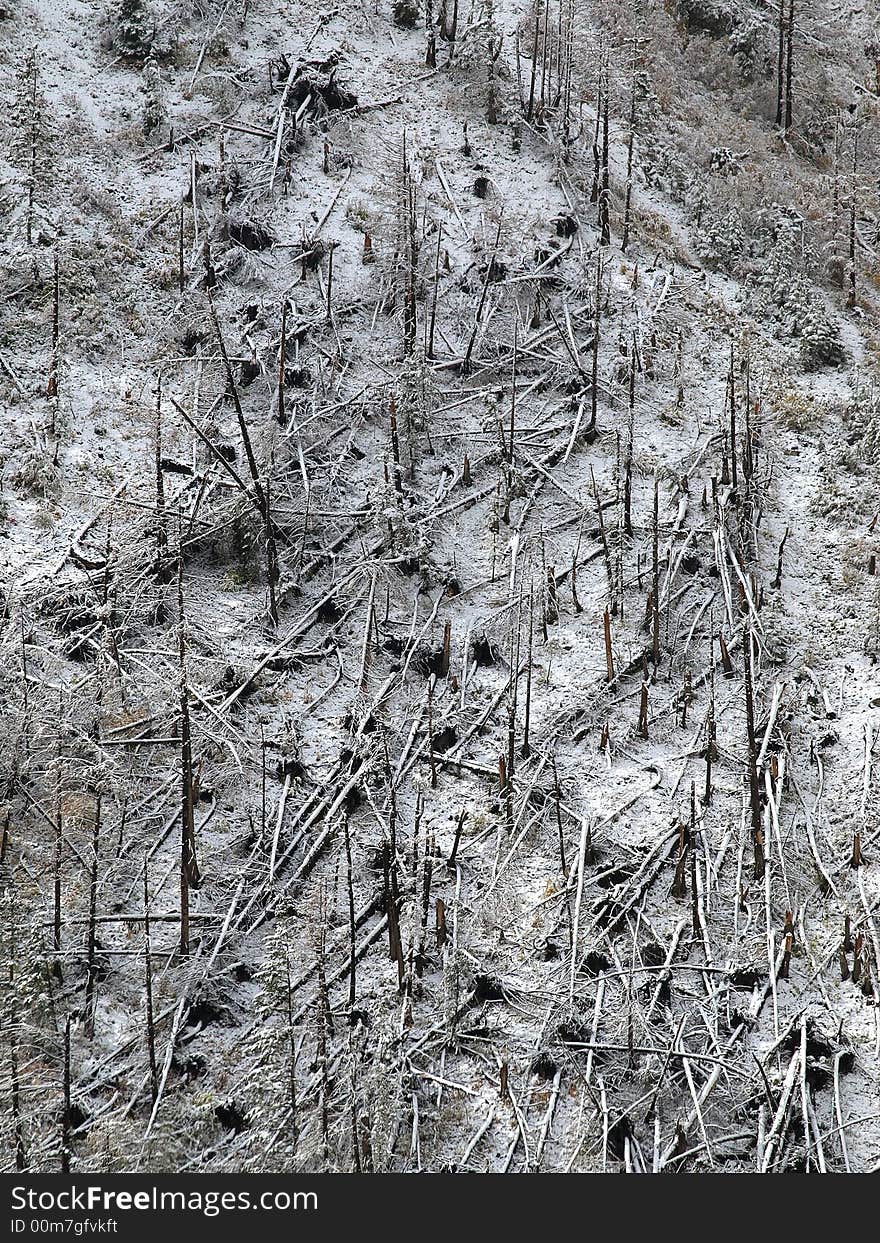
[1,0,879,1172]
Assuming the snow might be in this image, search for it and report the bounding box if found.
[1,0,880,1174]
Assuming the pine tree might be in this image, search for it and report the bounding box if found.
[698,207,746,272]
[757,215,844,369]
[795,281,844,369]
[8,49,53,245]
[115,0,155,61]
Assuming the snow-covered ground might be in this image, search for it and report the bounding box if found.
[2,0,880,1172]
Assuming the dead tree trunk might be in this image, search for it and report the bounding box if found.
[53,754,63,953]
[402,134,418,357]
[143,859,159,1103]
[743,624,766,880]
[848,132,858,310]
[427,223,442,360]
[278,299,288,424]
[599,68,610,245]
[60,1015,71,1173]
[705,636,716,803]
[178,203,185,293]
[177,560,200,956]
[589,256,601,432]
[284,951,299,1150]
[775,0,786,128]
[154,377,167,569]
[83,793,101,1034]
[208,294,272,528]
[784,0,794,132]
[651,478,660,668]
[47,251,59,402]
[343,814,357,1008]
[621,45,637,252]
[623,356,635,535]
[314,896,332,1158]
[264,474,280,627]
[729,344,738,492]
[526,4,540,121]
[590,61,602,202]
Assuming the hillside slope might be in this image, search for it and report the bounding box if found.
[1,0,880,1172]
